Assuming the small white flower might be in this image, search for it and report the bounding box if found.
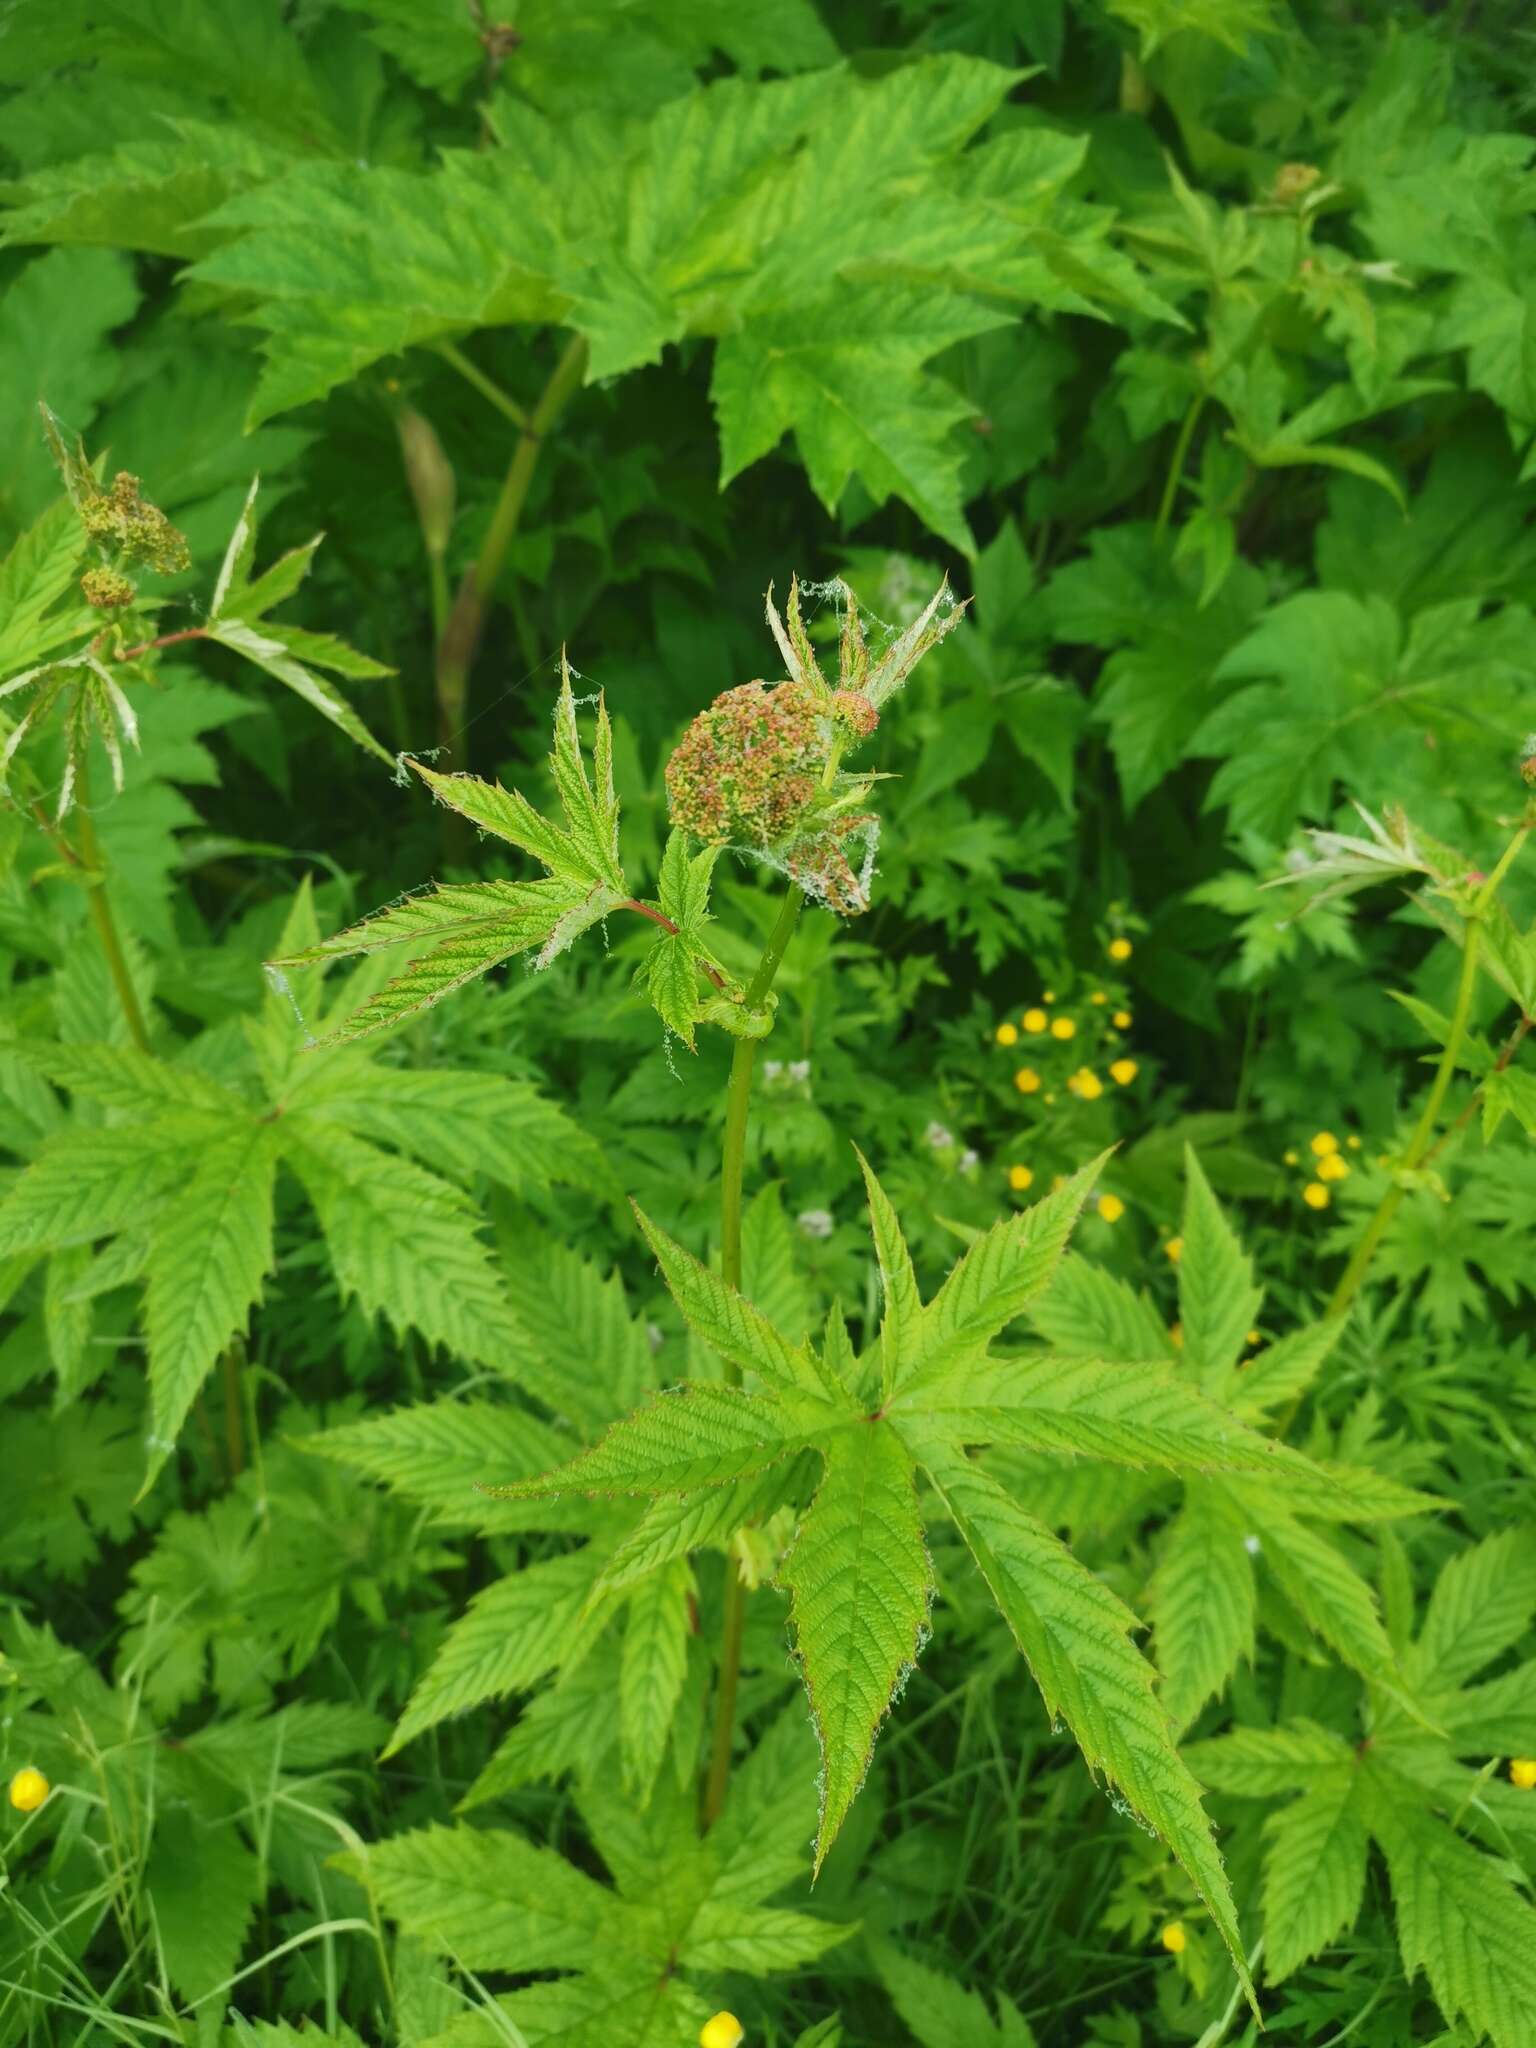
[924,1120,954,1150]
[646,1322,665,1354]
[788,1058,811,1084]
[1243,1534,1262,1556]
[958,1148,979,1174]
[762,1060,784,1082]
[797,1208,834,1240]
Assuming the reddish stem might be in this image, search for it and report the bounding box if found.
[115,627,209,662]
[618,898,726,988]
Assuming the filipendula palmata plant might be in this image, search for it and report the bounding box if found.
[271,577,1465,2021]
[0,418,412,1486]
[1,408,396,1054]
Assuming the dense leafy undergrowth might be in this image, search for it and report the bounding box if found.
[3,3,1536,2045]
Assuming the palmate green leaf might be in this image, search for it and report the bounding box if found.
[463,1641,627,1812]
[0,1116,218,1255]
[641,831,723,1048]
[593,1458,812,1599]
[631,1201,840,1401]
[286,665,631,1040]
[0,122,292,261]
[386,1551,596,1757]
[187,153,570,424]
[897,1155,1108,1394]
[901,1352,1312,1478]
[291,1066,607,1198]
[920,1443,1253,2007]
[1261,1769,1369,1983]
[855,1143,924,1405]
[306,1400,576,1536]
[143,1121,278,1481]
[1029,1251,1172,1362]
[1149,1478,1257,1735]
[0,496,91,674]
[1248,1505,1400,1687]
[14,1041,242,1117]
[360,1822,621,1974]
[1193,592,1535,839]
[484,1383,832,1499]
[873,1941,1039,2048]
[1365,1772,1536,2048]
[1405,1524,1536,1695]
[283,1122,539,1387]
[1177,1146,1263,1393]
[620,1558,693,1805]
[208,619,393,767]
[414,662,624,892]
[712,287,1014,554]
[780,1423,933,1872]
[271,878,593,1044]
[376,1714,845,2038]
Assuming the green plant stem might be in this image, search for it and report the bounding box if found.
[1324,823,1531,1322]
[1155,394,1206,539]
[73,758,152,1056]
[434,331,587,768]
[701,880,806,1828]
[433,340,529,429]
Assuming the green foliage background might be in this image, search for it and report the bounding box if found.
[2,1,1536,2044]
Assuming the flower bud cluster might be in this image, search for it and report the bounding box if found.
[665,680,823,849]
[80,471,190,576]
[80,566,136,611]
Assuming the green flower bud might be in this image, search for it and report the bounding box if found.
[80,566,136,610]
[395,405,456,558]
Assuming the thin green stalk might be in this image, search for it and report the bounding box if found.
[701,880,806,1828]
[73,756,152,1055]
[1155,394,1206,539]
[1324,823,1531,1322]
[433,340,529,429]
[435,331,588,767]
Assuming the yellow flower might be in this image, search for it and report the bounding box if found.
[1014,1067,1041,1095]
[1089,990,1107,1005]
[995,1021,1019,1047]
[8,1767,48,1813]
[1068,1067,1103,1100]
[1109,1058,1138,1086]
[1169,1322,1184,1348]
[1346,1134,1362,1151]
[1246,1329,1262,1346]
[1043,1092,1057,1104]
[1160,1921,1187,1955]
[700,2016,745,2048]
[1302,1181,1330,1210]
[1511,1758,1536,1790]
[1043,989,1056,1003]
[1008,1164,1033,1192]
[1310,1131,1339,1157]
[1050,1016,1076,1041]
[1097,1193,1125,1223]
[1283,1149,1299,1167]
[1113,1010,1132,1029]
[1051,1173,1066,1191]
[1317,1153,1348,1183]
[1164,1236,1183,1263]
[1022,1007,1048,1034]
[1108,937,1133,961]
